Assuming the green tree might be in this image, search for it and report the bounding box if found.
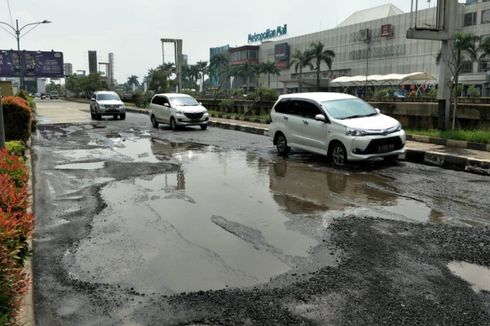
[230,63,259,92]
[195,60,208,92]
[437,32,488,130]
[307,41,335,91]
[147,67,173,93]
[210,53,229,95]
[259,62,280,88]
[290,49,313,92]
[127,75,140,89]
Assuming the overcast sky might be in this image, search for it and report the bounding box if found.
[0,0,433,84]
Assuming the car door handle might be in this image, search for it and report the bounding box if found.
[283,116,288,120]
[303,120,309,125]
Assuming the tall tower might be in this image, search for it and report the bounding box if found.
[108,52,114,88]
[88,51,97,74]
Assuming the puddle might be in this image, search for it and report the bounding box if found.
[448,261,490,293]
[66,151,319,294]
[63,139,447,294]
[269,160,444,222]
[55,162,105,170]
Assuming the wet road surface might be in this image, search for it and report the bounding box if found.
[32,101,490,325]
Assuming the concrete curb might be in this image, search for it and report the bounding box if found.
[406,134,490,152]
[17,142,34,326]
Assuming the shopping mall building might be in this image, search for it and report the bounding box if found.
[210,0,490,95]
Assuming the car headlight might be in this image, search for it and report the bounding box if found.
[393,123,401,132]
[175,110,184,115]
[98,104,105,109]
[346,127,367,136]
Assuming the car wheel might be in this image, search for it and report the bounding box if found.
[170,117,178,131]
[96,112,102,120]
[90,108,95,119]
[275,133,290,155]
[330,142,347,166]
[151,115,159,128]
[200,124,208,130]
[113,114,118,120]
[120,113,126,120]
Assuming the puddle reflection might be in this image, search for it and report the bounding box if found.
[448,261,490,293]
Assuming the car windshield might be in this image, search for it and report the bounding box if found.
[322,98,377,119]
[97,93,120,101]
[170,96,199,106]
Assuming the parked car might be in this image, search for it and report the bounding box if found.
[90,91,126,120]
[49,91,59,99]
[40,93,47,99]
[269,92,406,166]
[149,93,209,130]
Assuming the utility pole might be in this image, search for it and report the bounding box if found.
[406,0,458,130]
[161,38,183,93]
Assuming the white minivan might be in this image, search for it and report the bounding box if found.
[149,93,209,130]
[269,92,406,166]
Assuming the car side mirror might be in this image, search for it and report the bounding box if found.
[164,103,170,107]
[375,108,381,114]
[315,114,327,122]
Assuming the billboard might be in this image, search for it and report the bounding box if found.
[0,50,64,78]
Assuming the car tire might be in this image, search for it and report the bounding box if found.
[90,108,95,119]
[120,113,126,120]
[96,112,102,120]
[330,141,347,166]
[275,133,290,156]
[151,115,159,128]
[113,114,118,120]
[200,124,208,130]
[170,117,178,131]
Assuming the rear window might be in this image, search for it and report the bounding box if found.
[273,99,289,113]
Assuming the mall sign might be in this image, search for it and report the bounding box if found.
[248,24,287,43]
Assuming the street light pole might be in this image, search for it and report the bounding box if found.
[0,19,51,90]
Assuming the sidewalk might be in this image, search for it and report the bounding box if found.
[208,117,490,176]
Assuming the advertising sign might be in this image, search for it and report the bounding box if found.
[0,50,64,78]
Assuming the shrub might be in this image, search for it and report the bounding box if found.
[467,85,480,97]
[219,99,235,112]
[5,141,26,157]
[248,88,278,101]
[0,149,32,324]
[1,96,32,143]
[0,149,28,188]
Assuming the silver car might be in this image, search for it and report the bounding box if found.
[90,91,126,120]
[149,93,209,130]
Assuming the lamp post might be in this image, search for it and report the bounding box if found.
[0,19,51,90]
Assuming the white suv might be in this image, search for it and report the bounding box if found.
[269,92,406,166]
[149,93,209,130]
[90,91,126,120]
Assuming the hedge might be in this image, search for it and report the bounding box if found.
[0,149,33,325]
[1,96,32,143]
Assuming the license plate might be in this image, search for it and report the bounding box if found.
[378,144,395,152]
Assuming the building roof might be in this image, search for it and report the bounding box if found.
[337,3,404,27]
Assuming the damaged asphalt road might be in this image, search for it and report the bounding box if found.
[31,118,490,325]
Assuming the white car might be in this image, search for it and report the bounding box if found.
[269,92,406,166]
[90,91,126,120]
[149,93,209,130]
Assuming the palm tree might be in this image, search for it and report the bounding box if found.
[127,75,139,92]
[231,63,259,92]
[259,62,280,88]
[307,41,335,91]
[196,61,208,92]
[290,49,313,92]
[210,53,229,93]
[438,32,481,130]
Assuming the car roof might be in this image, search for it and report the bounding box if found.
[154,93,193,98]
[95,91,118,95]
[278,92,356,102]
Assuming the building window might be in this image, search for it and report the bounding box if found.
[482,10,490,24]
[464,12,476,26]
[479,60,489,72]
[462,61,472,73]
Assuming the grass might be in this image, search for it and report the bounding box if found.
[406,129,490,144]
[209,110,270,124]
